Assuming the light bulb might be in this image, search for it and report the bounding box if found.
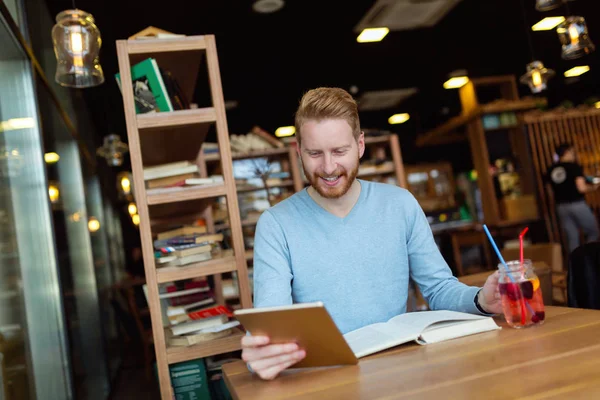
[569,23,580,45]
[48,185,60,203]
[70,31,83,53]
[121,177,131,194]
[88,217,100,232]
[128,202,137,216]
[532,70,542,87]
[132,214,140,226]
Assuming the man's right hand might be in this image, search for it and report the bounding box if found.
[241,335,306,380]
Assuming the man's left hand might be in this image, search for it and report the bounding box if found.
[478,271,503,314]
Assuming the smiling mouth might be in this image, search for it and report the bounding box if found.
[320,175,341,186]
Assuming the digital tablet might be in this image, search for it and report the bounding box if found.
[233,302,358,368]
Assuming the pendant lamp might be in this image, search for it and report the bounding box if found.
[557,16,595,59]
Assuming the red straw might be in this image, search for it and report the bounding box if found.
[518,227,529,326]
[519,227,529,265]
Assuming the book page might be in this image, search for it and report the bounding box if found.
[343,322,419,358]
[387,310,486,333]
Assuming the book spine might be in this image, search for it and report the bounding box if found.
[186,305,232,320]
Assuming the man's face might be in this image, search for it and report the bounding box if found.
[563,148,576,162]
[298,119,365,199]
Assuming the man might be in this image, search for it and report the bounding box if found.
[546,143,600,253]
[241,87,502,380]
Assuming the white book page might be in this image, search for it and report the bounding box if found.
[343,322,419,358]
[387,310,486,332]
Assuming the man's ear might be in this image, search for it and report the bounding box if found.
[358,131,365,159]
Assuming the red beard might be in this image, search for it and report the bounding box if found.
[303,161,359,199]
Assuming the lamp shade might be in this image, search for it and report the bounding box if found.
[519,61,555,93]
[557,16,595,60]
[52,9,104,88]
[535,0,563,12]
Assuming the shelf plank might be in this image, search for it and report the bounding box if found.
[156,253,237,283]
[364,136,391,145]
[137,108,216,129]
[358,165,395,178]
[166,328,244,364]
[127,36,207,54]
[204,147,291,162]
[481,98,547,114]
[146,184,227,205]
[236,180,294,193]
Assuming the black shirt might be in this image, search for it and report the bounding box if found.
[546,162,585,204]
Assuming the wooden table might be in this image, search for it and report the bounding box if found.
[223,307,600,399]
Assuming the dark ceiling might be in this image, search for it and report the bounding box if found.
[44,0,600,166]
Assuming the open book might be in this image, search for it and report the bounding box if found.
[234,303,501,368]
[344,310,501,358]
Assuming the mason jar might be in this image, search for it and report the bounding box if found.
[498,260,545,328]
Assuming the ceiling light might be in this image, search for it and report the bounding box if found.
[388,113,410,124]
[535,0,564,12]
[275,126,295,137]
[557,17,595,60]
[564,66,590,78]
[252,0,284,14]
[520,61,555,94]
[357,28,389,43]
[96,134,129,167]
[45,152,60,163]
[531,17,565,31]
[52,9,104,88]
[595,101,600,109]
[443,76,469,89]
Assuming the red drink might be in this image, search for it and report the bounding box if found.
[498,260,545,328]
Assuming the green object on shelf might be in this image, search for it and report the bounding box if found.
[155,359,212,400]
[459,205,472,221]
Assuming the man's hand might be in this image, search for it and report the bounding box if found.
[241,335,306,380]
[478,271,503,314]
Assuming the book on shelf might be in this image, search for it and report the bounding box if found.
[159,67,190,110]
[146,172,197,189]
[159,243,212,258]
[234,302,501,368]
[251,126,284,148]
[166,321,240,347]
[163,280,210,306]
[115,57,173,114]
[167,298,217,319]
[170,314,229,336]
[168,304,233,325]
[185,176,224,185]
[157,226,209,241]
[143,162,199,181]
[154,233,224,247]
[202,142,219,154]
[158,251,213,268]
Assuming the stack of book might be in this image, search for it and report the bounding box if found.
[154,225,224,268]
[143,161,224,194]
[143,280,240,347]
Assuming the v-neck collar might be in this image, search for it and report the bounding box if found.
[301,180,366,222]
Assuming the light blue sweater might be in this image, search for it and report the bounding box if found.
[252,180,484,334]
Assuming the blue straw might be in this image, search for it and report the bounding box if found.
[482,224,535,315]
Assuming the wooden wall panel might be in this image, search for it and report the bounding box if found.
[525,109,600,253]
